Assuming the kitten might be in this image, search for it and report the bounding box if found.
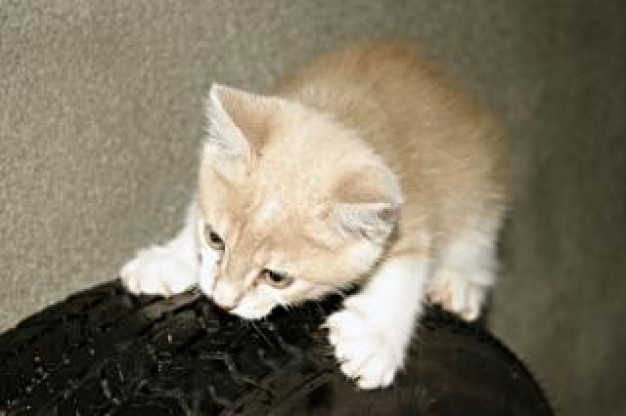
[121,41,508,389]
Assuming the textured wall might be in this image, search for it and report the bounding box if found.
[1,1,624,415]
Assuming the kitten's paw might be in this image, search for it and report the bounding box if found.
[426,270,487,321]
[325,308,404,390]
[120,246,197,297]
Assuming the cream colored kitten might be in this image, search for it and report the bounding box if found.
[121,42,508,390]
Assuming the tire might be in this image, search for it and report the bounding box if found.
[1,280,552,415]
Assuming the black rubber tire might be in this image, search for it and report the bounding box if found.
[1,280,552,415]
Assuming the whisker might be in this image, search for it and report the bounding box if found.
[251,320,274,347]
[332,288,348,298]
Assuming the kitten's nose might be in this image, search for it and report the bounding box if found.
[213,283,241,312]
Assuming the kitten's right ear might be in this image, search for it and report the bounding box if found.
[202,84,273,182]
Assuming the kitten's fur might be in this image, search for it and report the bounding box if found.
[121,42,508,389]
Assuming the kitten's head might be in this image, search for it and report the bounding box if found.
[196,84,402,319]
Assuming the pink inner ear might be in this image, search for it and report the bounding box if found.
[330,166,402,241]
[332,165,401,206]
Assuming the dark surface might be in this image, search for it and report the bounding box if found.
[2,3,626,415]
[0,280,552,415]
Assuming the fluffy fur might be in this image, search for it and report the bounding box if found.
[121,41,508,389]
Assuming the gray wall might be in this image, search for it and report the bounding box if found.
[1,1,624,415]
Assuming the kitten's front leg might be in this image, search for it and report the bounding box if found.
[120,204,200,296]
[325,256,428,389]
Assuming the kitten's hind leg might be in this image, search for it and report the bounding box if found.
[427,214,502,321]
[325,255,429,389]
[120,204,200,297]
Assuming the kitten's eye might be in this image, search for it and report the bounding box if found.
[261,269,294,289]
[203,224,225,250]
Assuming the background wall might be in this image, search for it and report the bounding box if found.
[1,1,624,415]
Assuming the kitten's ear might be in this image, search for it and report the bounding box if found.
[332,166,403,243]
[203,84,274,180]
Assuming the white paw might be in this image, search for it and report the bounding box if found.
[325,307,404,390]
[120,246,197,297]
[427,270,487,321]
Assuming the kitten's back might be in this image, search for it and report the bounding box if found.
[275,41,508,245]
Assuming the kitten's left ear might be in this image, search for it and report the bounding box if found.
[203,84,275,180]
[332,166,403,243]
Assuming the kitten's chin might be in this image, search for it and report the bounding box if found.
[230,304,274,321]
